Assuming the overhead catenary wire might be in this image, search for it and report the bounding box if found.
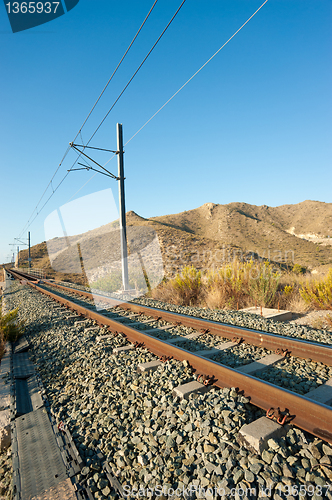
[82,0,187,148]
[17,0,159,238]
[61,0,270,202]
[70,0,159,149]
[18,0,187,238]
[18,0,268,238]
[125,0,269,146]
[64,0,187,194]
[98,0,269,171]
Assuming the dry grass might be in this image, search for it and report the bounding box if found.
[309,313,332,331]
[151,266,203,306]
[153,260,280,309]
[286,294,310,314]
[152,262,332,313]
[203,286,251,311]
[299,268,332,310]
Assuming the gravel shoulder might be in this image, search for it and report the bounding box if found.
[5,282,332,500]
[131,296,332,345]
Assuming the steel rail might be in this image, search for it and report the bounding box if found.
[12,273,332,445]
[30,276,332,367]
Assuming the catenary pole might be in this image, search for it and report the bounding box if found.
[28,232,31,269]
[117,123,129,291]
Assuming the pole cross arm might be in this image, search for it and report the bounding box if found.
[13,238,28,246]
[71,143,118,154]
[69,143,119,180]
[68,163,121,180]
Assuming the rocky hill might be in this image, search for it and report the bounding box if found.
[15,200,332,284]
[151,200,332,269]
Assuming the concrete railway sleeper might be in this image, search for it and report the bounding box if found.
[31,283,332,400]
[3,277,126,499]
[29,275,332,366]
[8,269,332,445]
[4,274,332,500]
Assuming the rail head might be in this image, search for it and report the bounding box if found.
[23,278,332,445]
[35,276,332,367]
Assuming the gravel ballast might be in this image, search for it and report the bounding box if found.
[5,282,332,499]
[131,297,332,346]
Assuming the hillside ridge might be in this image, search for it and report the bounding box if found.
[15,200,332,282]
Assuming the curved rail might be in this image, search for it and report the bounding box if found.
[9,268,332,444]
[16,269,332,366]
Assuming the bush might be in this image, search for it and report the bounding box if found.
[152,266,202,306]
[0,301,25,359]
[202,260,280,309]
[151,261,318,312]
[283,285,294,296]
[292,263,307,275]
[204,261,250,310]
[246,260,280,307]
[299,268,332,310]
[172,266,202,306]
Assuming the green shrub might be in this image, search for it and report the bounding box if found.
[204,261,249,309]
[0,300,25,348]
[299,268,332,310]
[246,260,280,307]
[283,285,294,296]
[292,263,306,275]
[203,259,280,309]
[151,266,202,306]
[173,266,202,306]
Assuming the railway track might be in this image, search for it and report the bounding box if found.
[8,268,332,445]
[2,270,124,500]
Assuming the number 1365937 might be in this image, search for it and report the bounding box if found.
[5,2,60,14]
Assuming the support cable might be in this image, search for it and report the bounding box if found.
[62,0,269,202]
[18,0,267,236]
[17,0,159,238]
[82,0,187,148]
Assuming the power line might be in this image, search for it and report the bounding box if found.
[18,0,159,238]
[81,0,187,148]
[18,0,268,237]
[63,0,187,194]
[126,0,269,145]
[60,0,270,202]
[19,0,187,238]
[71,0,159,147]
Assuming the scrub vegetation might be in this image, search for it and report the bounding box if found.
[151,262,332,318]
[0,300,25,361]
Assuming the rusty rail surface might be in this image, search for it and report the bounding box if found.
[34,276,332,367]
[9,268,332,444]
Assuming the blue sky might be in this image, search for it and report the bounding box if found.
[1,0,331,264]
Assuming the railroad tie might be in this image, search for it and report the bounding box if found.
[166,331,203,344]
[306,378,332,406]
[237,353,284,376]
[193,341,235,357]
